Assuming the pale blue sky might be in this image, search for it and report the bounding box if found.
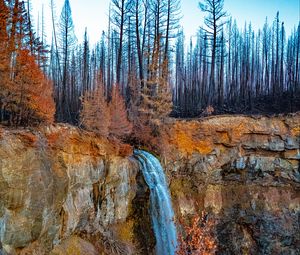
[32,0,300,45]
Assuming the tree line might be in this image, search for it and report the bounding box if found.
[48,0,179,125]
[48,0,299,122]
[0,0,299,132]
[174,4,300,116]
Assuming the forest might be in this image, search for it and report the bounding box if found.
[0,0,299,131]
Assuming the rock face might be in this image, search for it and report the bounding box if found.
[0,113,299,255]
[49,236,98,255]
[162,113,300,254]
[0,125,138,254]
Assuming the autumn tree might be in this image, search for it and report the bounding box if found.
[140,74,173,121]
[144,0,179,119]
[80,79,110,137]
[11,49,55,125]
[0,1,9,74]
[109,84,132,138]
[0,0,8,44]
[0,1,55,126]
[0,0,11,121]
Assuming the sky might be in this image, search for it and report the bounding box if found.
[31,0,300,45]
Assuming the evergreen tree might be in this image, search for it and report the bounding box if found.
[80,79,110,137]
[0,1,55,126]
[10,49,55,125]
[109,84,132,138]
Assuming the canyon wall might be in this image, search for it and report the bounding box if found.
[0,113,299,254]
[162,113,300,254]
[0,125,139,255]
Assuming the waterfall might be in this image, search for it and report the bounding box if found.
[134,150,177,255]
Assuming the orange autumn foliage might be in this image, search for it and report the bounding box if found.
[80,82,110,137]
[0,1,54,126]
[0,0,11,107]
[177,212,217,255]
[80,83,133,140]
[109,84,133,139]
[12,49,55,125]
[0,0,8,57]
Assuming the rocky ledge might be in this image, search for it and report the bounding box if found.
[162,113,300,254]
[0,113,299,255]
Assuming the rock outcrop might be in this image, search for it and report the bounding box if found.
[162,113,300,254]
[0,113,299,255]
[0,125,138,254]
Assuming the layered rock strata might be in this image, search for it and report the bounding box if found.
[162,114,300,254]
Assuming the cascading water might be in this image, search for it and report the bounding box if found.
[134,150,177,255]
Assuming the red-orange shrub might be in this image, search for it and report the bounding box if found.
[177,212,217,255]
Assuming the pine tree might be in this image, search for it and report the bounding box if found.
[80,80,110,137]
[0,0,11,122]
[0,0,9,80]
[13,49,55,125]
[0,1,55,126]
[0,0,8,49]
[109,84,132,138]
[140,59,173,121]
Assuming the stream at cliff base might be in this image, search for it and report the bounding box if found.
[134,150,177,255]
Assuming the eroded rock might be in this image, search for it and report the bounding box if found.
[0,125,138,255]
[0,113,299,254]
[164,113,300,254]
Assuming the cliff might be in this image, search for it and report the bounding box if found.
[0,125,139,255]
[0,113,299,254]
[162,113,300,254]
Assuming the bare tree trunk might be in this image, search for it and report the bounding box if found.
[116,0,125,85]
[135,0,144,90]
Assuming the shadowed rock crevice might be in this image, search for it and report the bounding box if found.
[130,165,155,254]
